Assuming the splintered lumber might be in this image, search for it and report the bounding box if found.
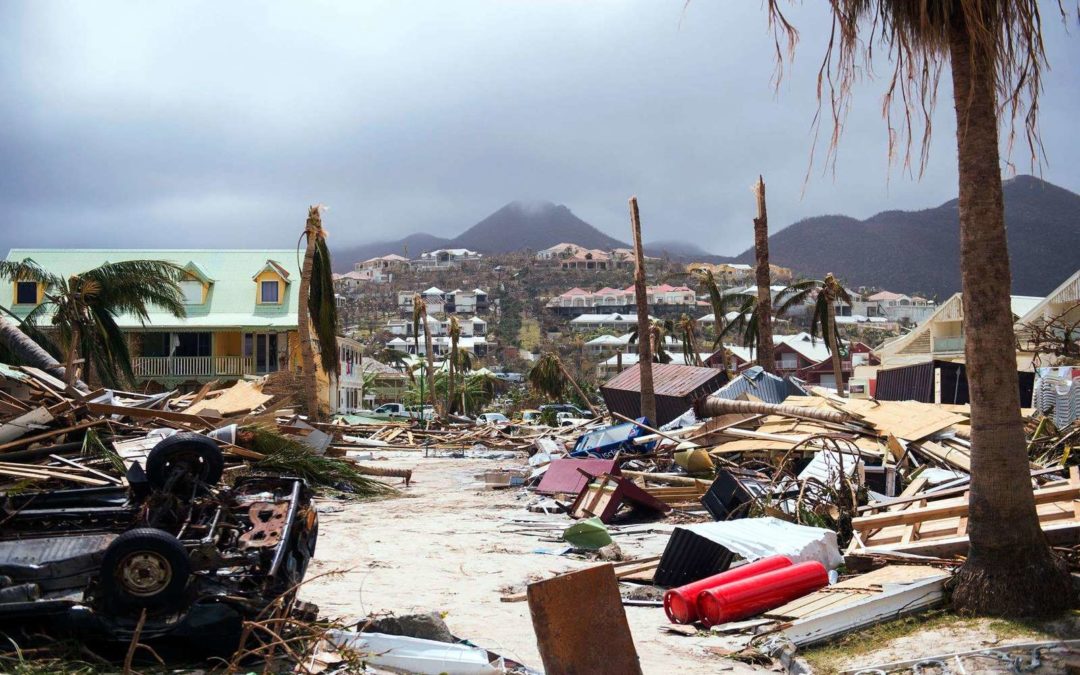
[912,440,971,472]
[187,380,271,417]
[620,470,711,488]
[0,419,105,453]
[86,402,221,425]
[854,481,1080,531]
[353,464,413,486]
[694,396,852,426]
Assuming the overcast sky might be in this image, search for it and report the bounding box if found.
[1,1,1077,256]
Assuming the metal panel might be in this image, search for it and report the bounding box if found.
[601,364,727,427]
[535,459,619,495]
[654,526,734,587]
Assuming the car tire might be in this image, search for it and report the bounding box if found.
[100,528,191,610]
[146,433,225,490]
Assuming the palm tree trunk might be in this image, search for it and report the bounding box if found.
[753,176,776,373]
[558,360,598,417]
[298,217,321,420]
[629,197,657,423]
[422,312,437,419]
[0,317,85,390]
[825,295,845,397]
[447,339,457,416]
[947,18,1070,616]
[64,325,79,388]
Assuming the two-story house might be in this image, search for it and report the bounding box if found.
[1,249,320,391]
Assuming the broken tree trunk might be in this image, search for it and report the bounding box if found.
[629,196,657,424]
[0,316,88,392]
[694,396,850,426]
[753,176,776,374]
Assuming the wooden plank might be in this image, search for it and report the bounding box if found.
[0,418,104,453]
[86,401,221,425]
[854,482,1080,531]
[527,564,643,675]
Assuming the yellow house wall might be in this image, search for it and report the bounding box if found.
[254,270,286,305]
[213,331,243,356]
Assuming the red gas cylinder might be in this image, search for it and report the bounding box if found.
[696,560,829,627]
[663,555,793,624]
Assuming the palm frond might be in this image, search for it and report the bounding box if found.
[775,278,821,316]
[309,236,340,376]
[0,259,59,286]
[528,352,565,401]
[82,260,187,321]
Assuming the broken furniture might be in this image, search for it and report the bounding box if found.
[569,472,671,523]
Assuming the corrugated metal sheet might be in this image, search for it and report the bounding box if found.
[654,526,734,587]
[713,366,807,405]
[875,359,1033,405]
[601,363,727,427]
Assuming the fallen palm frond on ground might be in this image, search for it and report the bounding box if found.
[244,425,395,498]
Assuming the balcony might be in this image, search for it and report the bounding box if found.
[133,356,256,379]
[932,336,964,353]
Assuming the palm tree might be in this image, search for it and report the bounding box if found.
[447,315,461,415]
[411,294,438,419]
[776,274,852,396]
[763,0,1072,615]
[298,206,340,421]
[676,314,704,367]
[752,176,776,374]
[669,267,739,374]
[629,319,673,365]
[720,292,764,355]
[528,352,598,417]
[0,259,185,389]
[628,197,656,423]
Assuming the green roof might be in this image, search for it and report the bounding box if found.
[2,249,300,330]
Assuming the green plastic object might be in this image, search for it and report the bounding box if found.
[562,517,612,550]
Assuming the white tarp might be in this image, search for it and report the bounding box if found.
[674,517,843,569]
[326,630,504,675]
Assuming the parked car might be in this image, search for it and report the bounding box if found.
[540,403,594,419]
[476,412,510,425]
[556,412,589,427]
[0,433,319,656]
[363,403,434,421]
[517,409,542,426]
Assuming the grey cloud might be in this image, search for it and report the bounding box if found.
[0,1,1077,254]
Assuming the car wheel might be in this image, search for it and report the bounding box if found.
[100,528,191,610]
[146,433,225,491]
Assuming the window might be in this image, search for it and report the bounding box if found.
[180,280,203,305]
[260,280,279,303]
[15,281,37,305]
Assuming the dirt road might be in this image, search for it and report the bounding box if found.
[299,452,758,673]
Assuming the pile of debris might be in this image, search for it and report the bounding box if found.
[0,364,410,667]
[483,372,1080,670]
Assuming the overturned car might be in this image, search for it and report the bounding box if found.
[0,433,319,656]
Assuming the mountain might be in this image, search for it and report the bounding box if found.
[730,175,1079,297]
[335,232,450,270]
[644,240,720,261]
[450,201,625,253]
[334,201,626,270]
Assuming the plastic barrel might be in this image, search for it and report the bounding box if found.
[696,560,829,627]
[663,555,792,624]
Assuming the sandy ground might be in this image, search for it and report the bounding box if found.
[299,452,763,674]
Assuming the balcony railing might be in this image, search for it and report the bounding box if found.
[133,356,256,378]
[932,336,964,353]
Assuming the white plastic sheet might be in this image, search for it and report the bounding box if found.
[674,517,843,569]
[326,630,504,675]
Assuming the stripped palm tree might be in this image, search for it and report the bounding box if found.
[297,206,340,420]
[669,267,738,374]
[752,176,776,373]
[776,274,852,396]
[528,352,598,416]
[447,316,461,415]
[411,294,438,420]
[629,319,673,365]
[764,0,1074,615]
[0,258,185,389]
[677,314,704,367]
